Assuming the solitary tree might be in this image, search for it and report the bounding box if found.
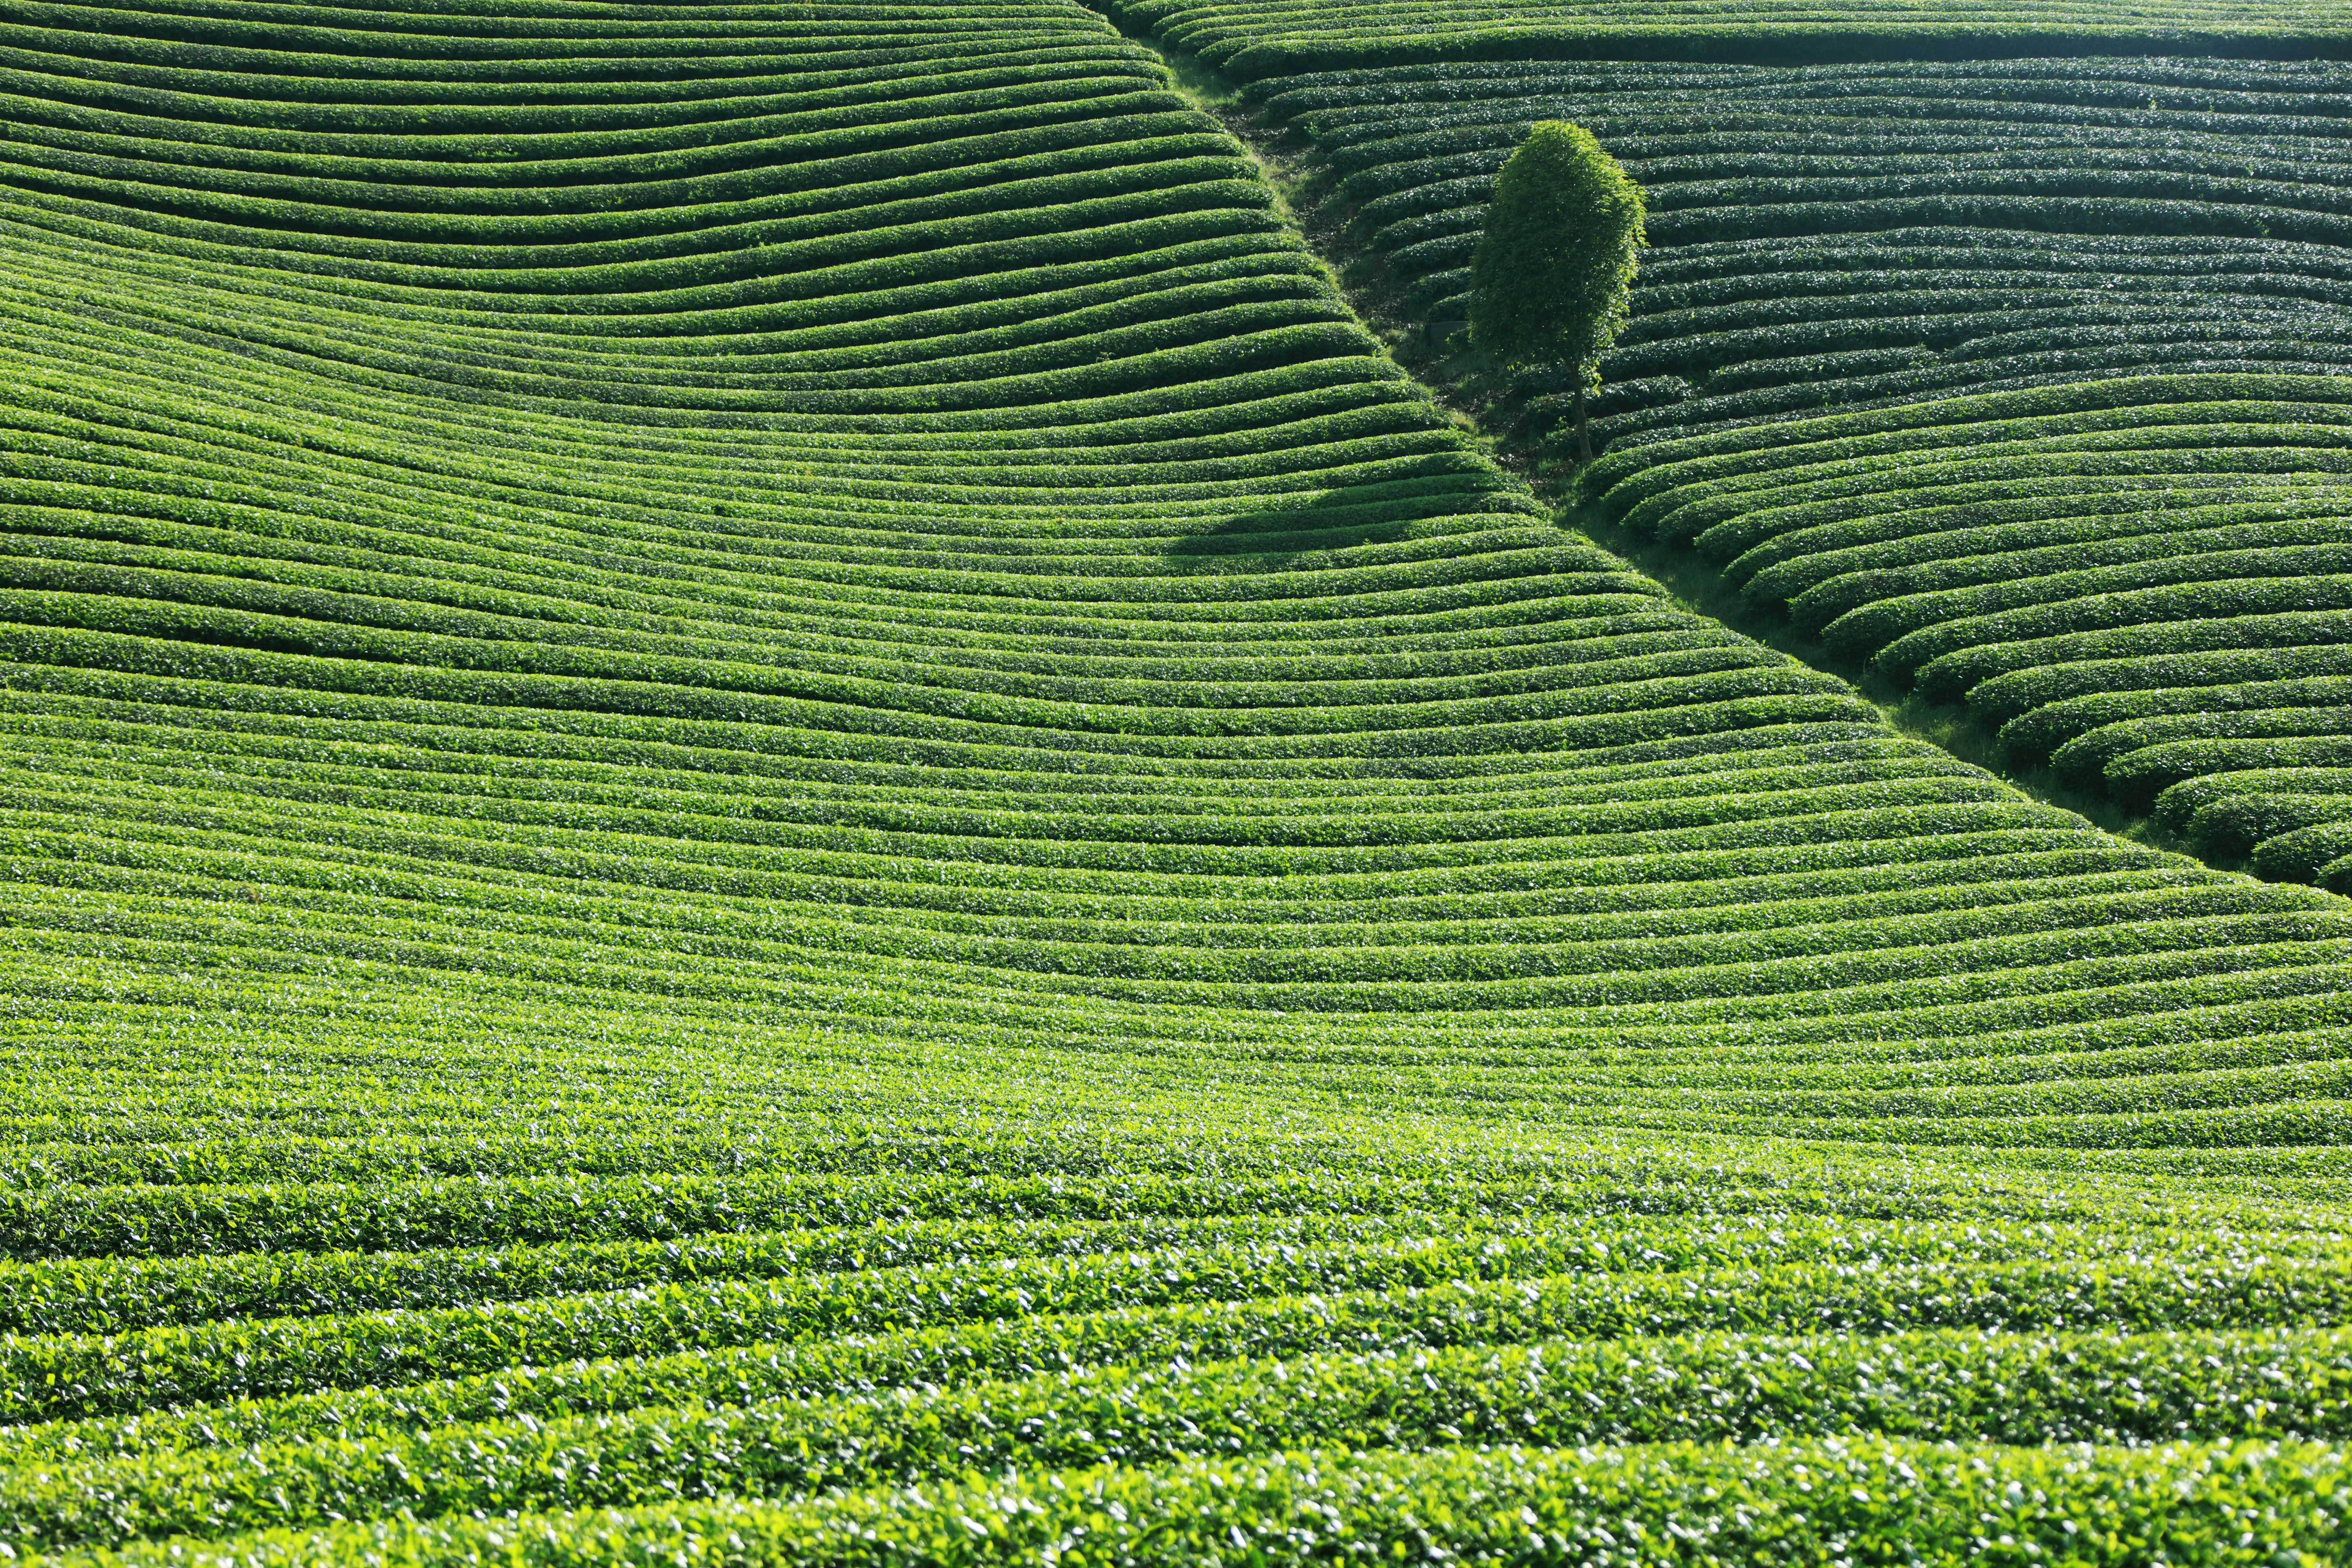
[1468,121,1646,463]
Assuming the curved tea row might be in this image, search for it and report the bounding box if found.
[2,0,2351,1560]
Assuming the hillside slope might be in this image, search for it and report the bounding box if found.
[4,0,2352,1559]
[1243,56,2352,876]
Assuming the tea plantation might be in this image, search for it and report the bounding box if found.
[1239,56,2352,880]
[5,0,2352,1562]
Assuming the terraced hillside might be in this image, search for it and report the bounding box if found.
[6,0,2352,1559]
[1243,57,2352,880]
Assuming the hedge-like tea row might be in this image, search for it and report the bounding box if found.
[2,0,2350,1559]
[1242,56,2352,874]
[48,1438,2352,1568]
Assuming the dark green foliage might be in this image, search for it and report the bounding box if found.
[1110,0,2352,78]
[1468,120,1644,459]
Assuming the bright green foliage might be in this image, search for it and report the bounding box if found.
[45,1440,2352,1568]
[0,0,2351,1562]
[1469,122,1644,374]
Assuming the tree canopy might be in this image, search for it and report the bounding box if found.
[1468,121,1646,455]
